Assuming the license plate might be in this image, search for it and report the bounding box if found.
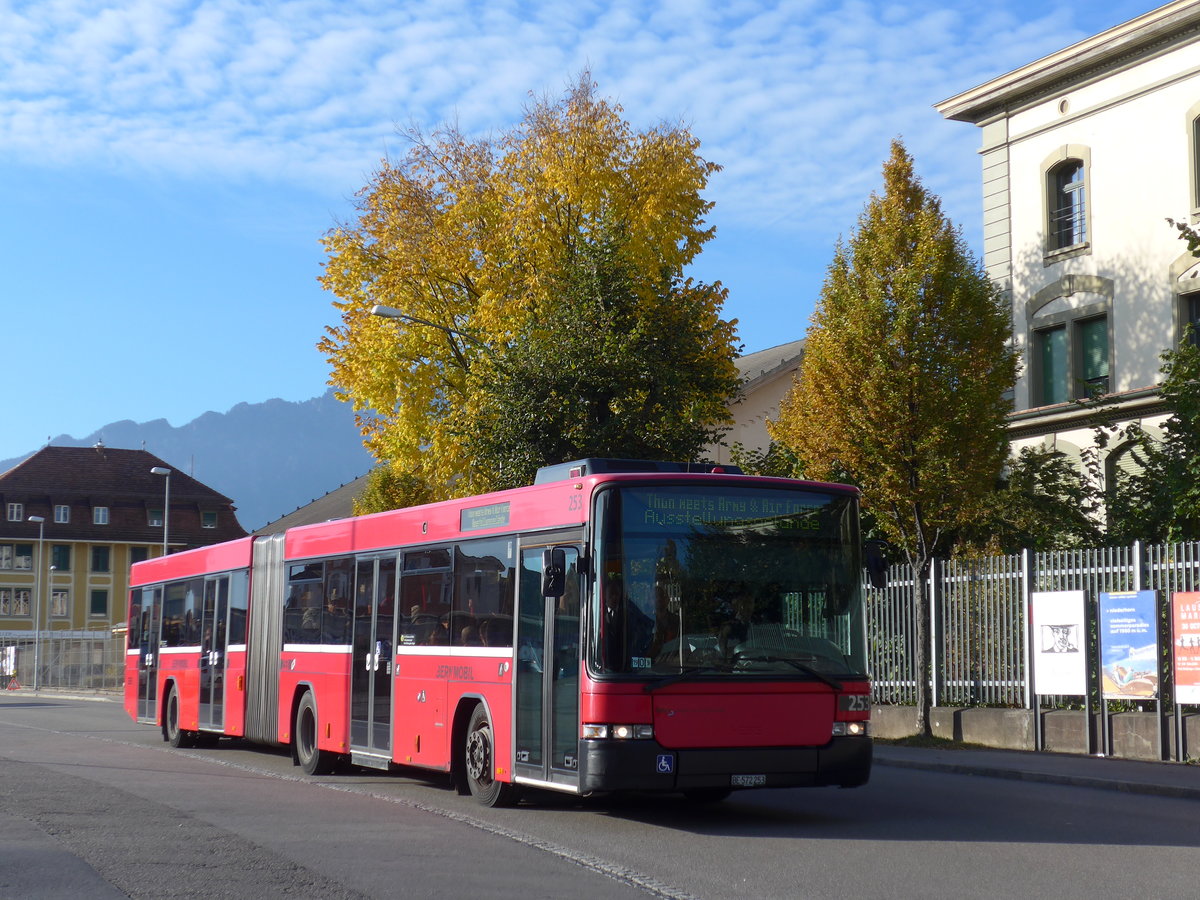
[731,774,766,787]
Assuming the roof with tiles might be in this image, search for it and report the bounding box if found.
[0,444,247,547]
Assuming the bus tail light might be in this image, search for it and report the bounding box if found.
[582,723,654,740]
[832,721,870,737]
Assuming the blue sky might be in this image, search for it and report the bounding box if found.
[0,0,1159,462]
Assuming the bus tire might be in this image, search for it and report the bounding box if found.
[295,691,336,776]
[464,704,518,807]
[165,685,194,749]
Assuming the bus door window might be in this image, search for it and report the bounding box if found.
[516,544,581,776]
[322,557,353,643]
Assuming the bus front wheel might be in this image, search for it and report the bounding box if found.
[165,685,194,749]
[295,692,336,776]
[464,705,518,807]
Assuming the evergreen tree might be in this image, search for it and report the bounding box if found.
[770,140,1018,734]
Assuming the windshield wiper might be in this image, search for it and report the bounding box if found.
[735,654,844,690]
[643,664,732,693]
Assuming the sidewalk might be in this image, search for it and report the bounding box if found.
[874,743,1200,801]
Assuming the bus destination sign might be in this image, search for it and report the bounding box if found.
[460,501,510,532]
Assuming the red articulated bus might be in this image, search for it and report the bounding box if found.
[125,459,875,806]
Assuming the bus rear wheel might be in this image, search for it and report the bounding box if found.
[295,692,336,776]
[464,705,518,807]
[165,686,194,749]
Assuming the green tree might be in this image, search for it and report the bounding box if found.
[466,238,738,490]
[353,464,435,517]
[319,74,737,499]
[1106,335,1200,542]
[769,140,1018,734]
[727,440,804,479]
[961,446,1103,553]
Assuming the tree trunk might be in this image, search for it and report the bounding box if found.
[912,554,933,737]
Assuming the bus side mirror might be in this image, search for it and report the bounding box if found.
[542,548,566,599]
[864,540,889,590]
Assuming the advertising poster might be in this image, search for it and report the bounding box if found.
[1031,591,1087,695]
[1172,592,1200,705]
[1099,590,1159,700]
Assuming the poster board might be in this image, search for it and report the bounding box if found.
[1031,591,1087,695]
[1172,592,1200,705]
[1099,590,1159,700]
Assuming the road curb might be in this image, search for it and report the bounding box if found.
[874,754,1200,801]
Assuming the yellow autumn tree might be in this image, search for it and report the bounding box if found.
[320,74,738,501]
[769,140,1017,734]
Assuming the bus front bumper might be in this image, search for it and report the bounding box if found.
[577,736,872,794]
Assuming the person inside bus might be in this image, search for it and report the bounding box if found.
[718,589,757,659]
[600,572,654,672]
[323,594,349,643]
[183,609,199,646]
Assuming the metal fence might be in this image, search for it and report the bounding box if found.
[7,543,1200,704]
[867,540,1200,708]
[1,633,125,692]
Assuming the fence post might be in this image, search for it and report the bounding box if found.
[1021,548,1033,710]
[930,557,942,710]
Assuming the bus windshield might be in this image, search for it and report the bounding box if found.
[592,484,867,680]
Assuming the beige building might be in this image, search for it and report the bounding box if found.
[707,338,805,465]
[0,445,246,636]
[937,1,1200,479]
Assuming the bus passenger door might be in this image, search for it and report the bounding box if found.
[199,575,230,731]
[136,587,163,724]
[514,543,581,790]
[351,555,397,758]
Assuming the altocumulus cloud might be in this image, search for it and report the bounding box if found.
[0,0,1103,235]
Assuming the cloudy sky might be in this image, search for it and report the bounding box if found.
[0,0,1159,462]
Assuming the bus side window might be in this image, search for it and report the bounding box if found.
[451,538,515,648]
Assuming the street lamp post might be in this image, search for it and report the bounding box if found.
[150,467,171,554]
[27,515,44,691]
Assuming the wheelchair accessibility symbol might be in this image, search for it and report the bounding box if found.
[656,754,675,774]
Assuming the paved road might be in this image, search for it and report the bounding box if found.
[3,694,1200,899]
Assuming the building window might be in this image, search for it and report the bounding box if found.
[0,545,33,570]
[1181,293,1200,346]
[1034,314,1109,405]
[202,511,217,529]
[130,547,149,567]
[1195,115,1200,207]
[1048,159,1087,250]
[1038,326,1069,405]
[93,506,109,525]
[51,590,70,618]
[7,502,23,522]
[1191,108,1200,212]
[90,589,108,617]
[0,588,32,616]
[148,508,164,527]
[91,546,110,573]
[54,504,70,523]
[51,545,71,571]
[1079,316,1110,395]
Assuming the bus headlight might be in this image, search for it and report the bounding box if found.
[832,721,870,737]
[582,723,654,740]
